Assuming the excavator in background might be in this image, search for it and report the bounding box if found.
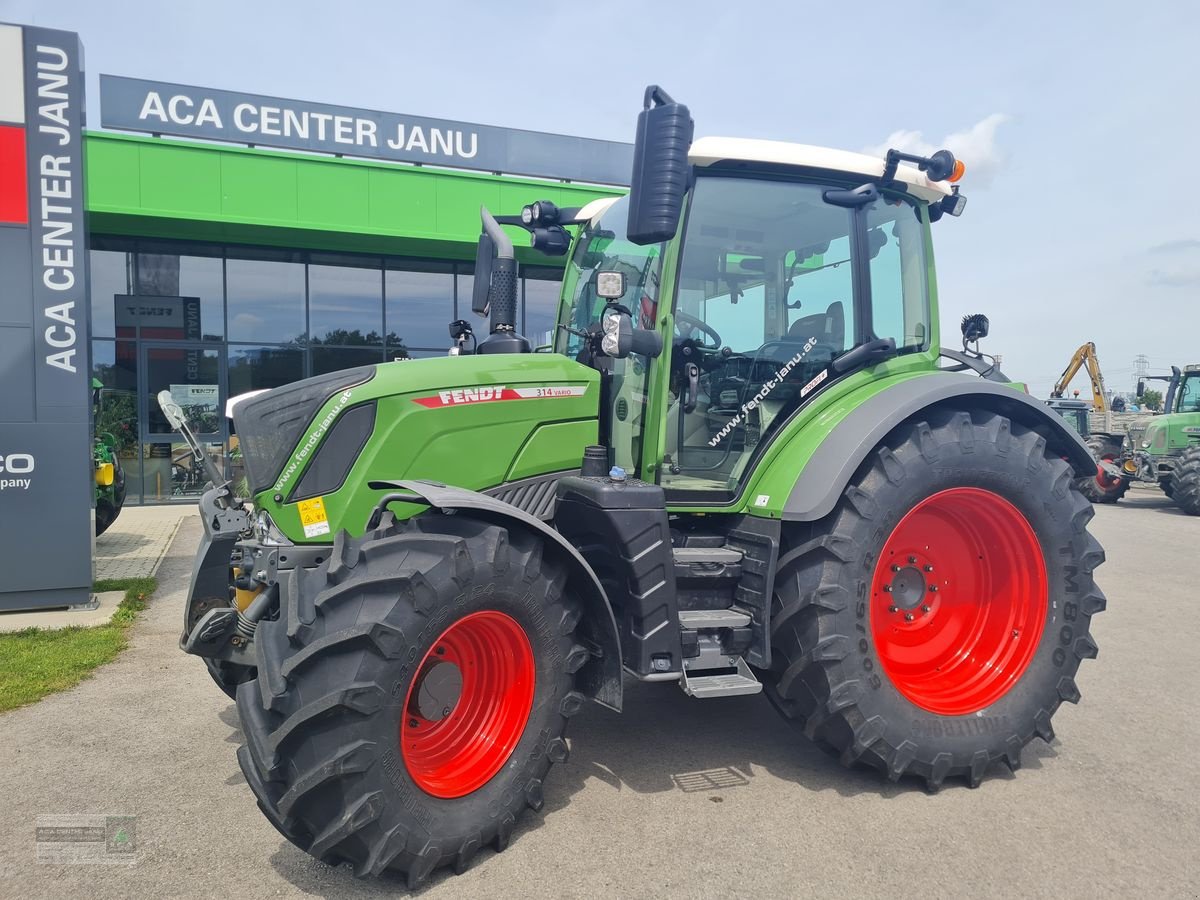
[1047,343,1128,503]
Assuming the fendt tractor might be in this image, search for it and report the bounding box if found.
[169,87,1106,885]
[1125,365,1200,513]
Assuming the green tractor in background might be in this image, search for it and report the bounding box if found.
[170,87,1105,885]
[92,378,128,536]
[1126,365,1200,513]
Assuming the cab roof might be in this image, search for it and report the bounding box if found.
[689,137,954,204]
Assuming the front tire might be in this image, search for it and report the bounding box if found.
[1170,446,1200,515]
[236,513,585,886]
[764,410,1105,790]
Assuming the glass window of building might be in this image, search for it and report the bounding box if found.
[312,345,385,376]
[229,344,305,395]
[89,244,132,338]
[135,242,225,341]
[309,256,384,345]
[226,250,306,344]
[523,266,563,348]
[385,262,455,353]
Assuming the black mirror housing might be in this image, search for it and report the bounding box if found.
[626,86,693,246]
[471,231,495,316]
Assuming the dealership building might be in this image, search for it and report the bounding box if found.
[81,77,625,506]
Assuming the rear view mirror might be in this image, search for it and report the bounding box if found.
[471,230,495,316]
[626,85,694,246]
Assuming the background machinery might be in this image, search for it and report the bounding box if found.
[1048,344,1129,503]
[172,87,1106,885]
[1128,365,1200,512]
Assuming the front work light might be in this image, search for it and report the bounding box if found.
[596,271,626,299]
[522,200,561,227]
[530,225,571,256]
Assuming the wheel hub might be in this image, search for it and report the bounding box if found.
[887,562,929,611]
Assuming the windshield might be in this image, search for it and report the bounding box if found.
[661,174,931,496]
[557,195,663,475]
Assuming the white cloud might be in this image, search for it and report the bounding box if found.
[864,114,1010,188]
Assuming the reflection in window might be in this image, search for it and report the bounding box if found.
[226,252,306,344]
[136,246,224,340]
[228,344,304,395]
[386,263,454,351]
[312,346,384,376]
[91,340,140,500]
[523,267,562,348]
[309,259,384,345]
[89,248,131,338]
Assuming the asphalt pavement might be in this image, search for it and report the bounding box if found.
[0,484,1196,898]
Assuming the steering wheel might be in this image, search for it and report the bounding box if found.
[675,311,722,349]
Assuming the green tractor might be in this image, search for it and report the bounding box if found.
[1127,365,1200,513]
[1043,397,1130,503]
[92,378,128,536]
[171,87,1105,885]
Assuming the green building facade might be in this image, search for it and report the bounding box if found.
[84,132,621,504]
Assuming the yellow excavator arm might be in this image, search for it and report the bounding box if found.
[1050,342,1109,411]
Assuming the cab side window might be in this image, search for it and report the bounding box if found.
[867,202,929,351]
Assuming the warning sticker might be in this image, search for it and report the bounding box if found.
[297,497,330,539]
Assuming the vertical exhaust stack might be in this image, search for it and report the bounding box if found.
[474,207,531,355]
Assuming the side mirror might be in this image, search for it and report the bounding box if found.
[1137,379,1145,399]
[601,308,663,359]
[471,230,495,316]
[626,85,693,246]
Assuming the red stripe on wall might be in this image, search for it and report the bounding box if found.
[0,125,28,225]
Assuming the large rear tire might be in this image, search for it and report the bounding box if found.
[1077,436,1129,503]
[1170,446,1200,515]
[236,513,585,886]
[764,410,1105,791]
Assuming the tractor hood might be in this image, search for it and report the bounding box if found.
[234,354,600,543]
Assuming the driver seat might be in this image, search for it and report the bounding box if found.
[787,301,845,349]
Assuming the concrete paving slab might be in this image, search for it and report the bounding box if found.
[0,591,125,633]
[95,504,194,582]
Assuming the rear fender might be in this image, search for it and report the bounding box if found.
[783,373,1095,522]
[369,479,623,712]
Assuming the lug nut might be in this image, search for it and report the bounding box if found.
[891,564,901,573]
[924,564,934,573]
[908,556,917,564]
[921,604,931,613]
[904,613,914,622]
[888,605,898,613]
[883,585,893,593]
[928,584,938,593]
[408,718,419,728]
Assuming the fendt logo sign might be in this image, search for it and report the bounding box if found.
[0,453,35,491]
[0,23,92,610]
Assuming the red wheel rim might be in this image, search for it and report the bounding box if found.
[870,488,1048,716]
[401,610,535,799]
[1095,453,1120,488]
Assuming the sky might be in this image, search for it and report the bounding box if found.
[4,0,1198,397]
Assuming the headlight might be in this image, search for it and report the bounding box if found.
[255,510,292,546]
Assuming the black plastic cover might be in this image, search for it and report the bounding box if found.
[234,366,376,495]
[290,401,377,501]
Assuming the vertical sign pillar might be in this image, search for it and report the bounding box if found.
[0,24,92,610]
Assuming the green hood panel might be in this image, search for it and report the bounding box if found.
[255,353,599,542]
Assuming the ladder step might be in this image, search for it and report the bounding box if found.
[680,658,762,698]
[672,547,744,564]
[678,609,751,629]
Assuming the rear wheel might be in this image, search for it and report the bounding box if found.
[1077,436,1129,503]
[95,499,117,536]
[1170,446,1200,515]
[764,410,1105,790]
[236,513,584,886]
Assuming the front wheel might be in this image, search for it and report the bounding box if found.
[764,410,1105,790]
[236,514,585,886]
[1170,446,1200,515]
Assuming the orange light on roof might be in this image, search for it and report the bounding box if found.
[949,159,966,182]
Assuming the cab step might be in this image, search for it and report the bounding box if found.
[677,608,751,629]
[680,657,762,698]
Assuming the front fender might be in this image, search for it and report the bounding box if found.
[369,479,623,712]
[782,372,1095,522]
